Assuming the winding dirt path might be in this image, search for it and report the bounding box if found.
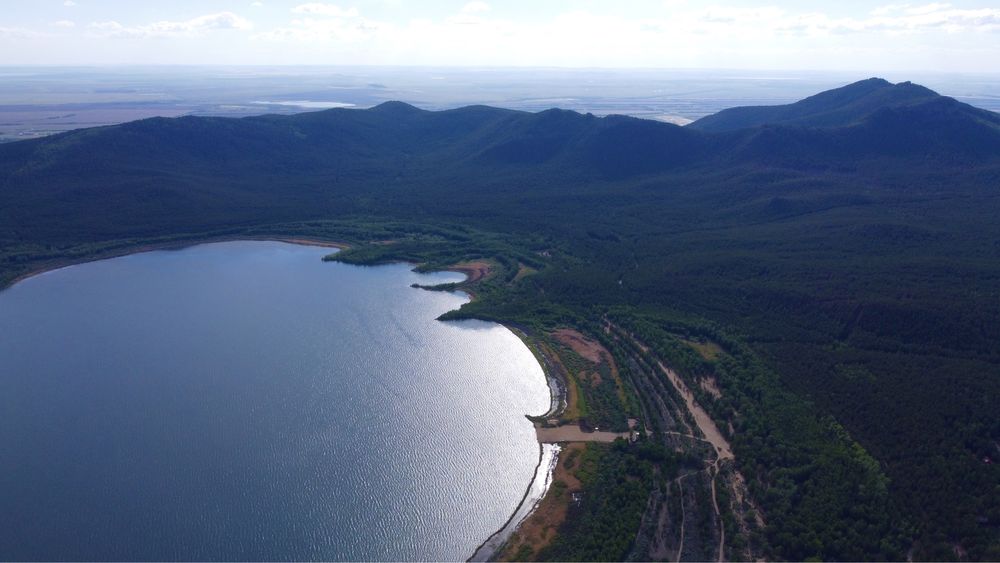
[656,361,733,462]
[676,475,687,563]
[610,323,734,561]
[709,461,725,562]
[658,360,730,561]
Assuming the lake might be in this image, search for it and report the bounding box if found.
[0,241,549,561]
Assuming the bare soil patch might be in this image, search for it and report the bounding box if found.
[658,362,733,461]
[699,376,723,400]
[552,328,629,407]
[448,260,492,282]
[536,424,629,443]
[553,328,607,363]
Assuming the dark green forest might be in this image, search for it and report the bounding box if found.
[1,78,998,560]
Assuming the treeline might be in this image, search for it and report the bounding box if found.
[535,440,674,561]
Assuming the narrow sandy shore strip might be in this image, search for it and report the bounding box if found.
[469,444,561,562]
[535,425,631,443]
[467,326,566,561]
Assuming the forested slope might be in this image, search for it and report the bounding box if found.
[1,79,998,560]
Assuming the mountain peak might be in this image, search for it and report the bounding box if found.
[846,76,892,90]
[689,78,941,132]
[369,101,425,115]
[864,76,891,85]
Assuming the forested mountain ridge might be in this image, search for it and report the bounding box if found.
[4,77,997,184]
[1,79,999,560]
[3,79,998,244]
[687,76,983,131]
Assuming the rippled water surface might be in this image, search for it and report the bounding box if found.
[0,241,548,561]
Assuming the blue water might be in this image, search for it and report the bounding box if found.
[0,241,549,561]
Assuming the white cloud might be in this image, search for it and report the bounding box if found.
[252,1,263,5]
[906,3,952,15]
[251,2,1000,60]
[823,5,1000,34]
[291,3,359,17]
[63,0,76,5]
[0,26,41,38]
[40,1,993,70]
[461,1,490,14]
[662,3,1000,36]
[452,1,490,24]
[871,4,906,16]
[53,20,76,28]
[256,4,380,41]
[255,16,379,41]
[88,12,253,38]
[87,21,124,34]
[447,15,483,25]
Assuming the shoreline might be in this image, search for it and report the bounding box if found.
[2,237,558,562]
[467,326,566,562]
[469,443,561,562]
[2,235,350,292]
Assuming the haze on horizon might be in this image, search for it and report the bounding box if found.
[1,0,999,73]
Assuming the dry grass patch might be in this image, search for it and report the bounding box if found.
[683,338,725,361]
[513,263,537,282]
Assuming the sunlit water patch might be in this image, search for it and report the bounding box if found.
[0,241,548,561]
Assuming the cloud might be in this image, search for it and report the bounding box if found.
[246,2,1000,70]
[252,1,263,5]
[681,3,1000,36]
[87,21,125,34]
[255,16,379,41]
[0,0,995,70]
[871,4,908,16]
[447,15,483,25]
[88,12,253,38]
[446,2,492,25]
[291,3,359,17]
[906,3,952,15]
[231,2,1000,52]
[256,4,379,41]
[461,1,490,14]
[824,5,1000,34]
[0,26,45,39]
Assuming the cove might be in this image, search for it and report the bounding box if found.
[0,240,549,561]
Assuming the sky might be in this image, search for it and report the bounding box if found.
[0,1,998,72]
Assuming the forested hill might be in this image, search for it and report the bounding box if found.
[2,78,999,244]
[2,79,999,560]
[688,76,997,132]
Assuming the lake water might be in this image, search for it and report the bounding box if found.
[0,241,549,561]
